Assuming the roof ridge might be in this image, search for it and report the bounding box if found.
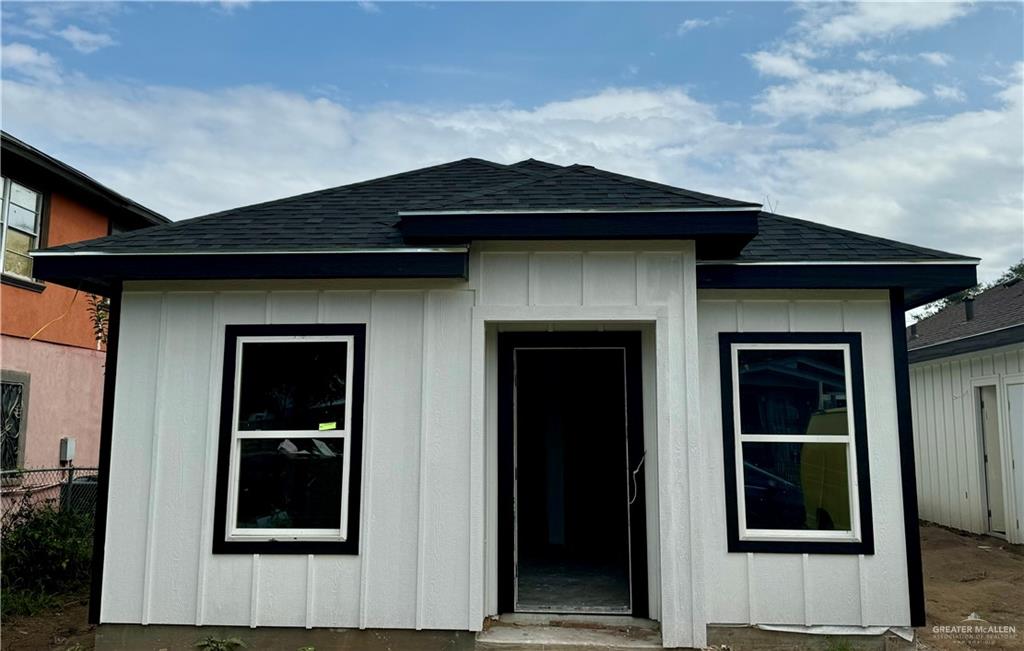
[573,166,760,208]
[761,212,977,261]
[510,158,564,170]
[412,163,584,210]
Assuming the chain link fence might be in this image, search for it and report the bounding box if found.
[1,466,99,529]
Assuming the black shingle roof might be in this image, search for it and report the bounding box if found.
[407,164,758,212]
[43,157,974,263]
[907,278,1024,350]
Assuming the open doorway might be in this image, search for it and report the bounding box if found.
[977,385,1006,536]
[498,332,647,616]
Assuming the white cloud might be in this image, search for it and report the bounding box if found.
[676,16,724,36]
[56,25,116,53]
[756,69,926,119]
[1,43,61,84]
[933,84,966,102]
[357,1,381,14]
[748,51,811,79]
[800,2,971,47]
[2,49,1019,283]
[920,51,952,67]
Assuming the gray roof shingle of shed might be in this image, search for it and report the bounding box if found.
[907,278,1024,350]
[46,157,974,263]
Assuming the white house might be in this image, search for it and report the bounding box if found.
[907,279,1024,544]
[33,158,978,649]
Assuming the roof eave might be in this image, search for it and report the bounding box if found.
[31,248,469,296]
[697,260,979,310]
[1,131,168,228]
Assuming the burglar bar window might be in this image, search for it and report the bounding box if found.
[213,324,365,554]
[1,177,43,279]
[719,333,874,554]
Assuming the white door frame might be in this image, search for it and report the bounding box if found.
[971,377,1011,538]
[1000,373,1024,544]
[467,304,707,648]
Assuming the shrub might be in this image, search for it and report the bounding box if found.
[1,504,93,616]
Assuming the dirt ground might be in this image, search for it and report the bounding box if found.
[1,595,94,651]
[917,523,1024,650]
[0,525,1020,650]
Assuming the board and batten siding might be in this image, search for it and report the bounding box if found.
[104,243,702,638]
[697,291,912,627]
[909,344,1024,543]
[102,247,916,645]
[104,288,474,630]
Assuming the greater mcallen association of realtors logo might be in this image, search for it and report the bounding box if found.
[932,612,1018,646]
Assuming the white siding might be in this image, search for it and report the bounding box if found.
[103,254,918,643]
[698,292,912,627]
[909,344,1024,543]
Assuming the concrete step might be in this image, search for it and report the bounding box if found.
[477,615,664,650]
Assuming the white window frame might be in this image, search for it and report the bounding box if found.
[730,342,862,543]
[0,177,42,280]
[224,334,355,543]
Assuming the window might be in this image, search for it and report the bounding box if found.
[1,178,43,279]
[1,371,30,471]
[213,324,365,554]
[719,333,874,554]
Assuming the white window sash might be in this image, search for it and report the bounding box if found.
[1,177,42,280]
[225,334,355,543]
[731,342,862,543]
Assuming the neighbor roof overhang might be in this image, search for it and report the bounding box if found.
[1,131,167,229]
[397,206,761,259]
[31,247,469,296]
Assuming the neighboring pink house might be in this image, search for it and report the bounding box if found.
[0,132,166,470]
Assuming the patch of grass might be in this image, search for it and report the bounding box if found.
[195,636,247,651]
[0,588,59,617]
[1,504,94,618]
[824,637,854,651]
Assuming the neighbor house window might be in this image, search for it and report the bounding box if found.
[213,324,365,554]
[1,371,30,471]
[719,333,874,554]
[1,178,43,279]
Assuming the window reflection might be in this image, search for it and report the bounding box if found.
[738,349,848,435]
[236,438,344,530]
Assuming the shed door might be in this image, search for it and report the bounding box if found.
[979,385,1005,535]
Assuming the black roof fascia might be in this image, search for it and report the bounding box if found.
[697,262,978,310]
[32,250,468,296]
[1,132,168,229]
[398,210,759,258]
[908,324,1024,364]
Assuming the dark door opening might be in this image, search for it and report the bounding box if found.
[498,332,647,616]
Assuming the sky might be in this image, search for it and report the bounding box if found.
[1,1,1022,283]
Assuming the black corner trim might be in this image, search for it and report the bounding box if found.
[718,332,875,555]
[89,284,121,624]
[890,290,927,626]
[908,324,1024,364]
[1,273,45,293]
[211,323,366,555]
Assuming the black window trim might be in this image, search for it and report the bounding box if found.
[212,323,366,555]
[718,332,875,555]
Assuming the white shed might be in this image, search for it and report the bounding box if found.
[908,279,1024,544]
[32,158,979,649]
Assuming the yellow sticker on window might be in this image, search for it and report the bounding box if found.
[318,422,337,431]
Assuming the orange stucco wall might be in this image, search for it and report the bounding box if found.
[1,191,109,350]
